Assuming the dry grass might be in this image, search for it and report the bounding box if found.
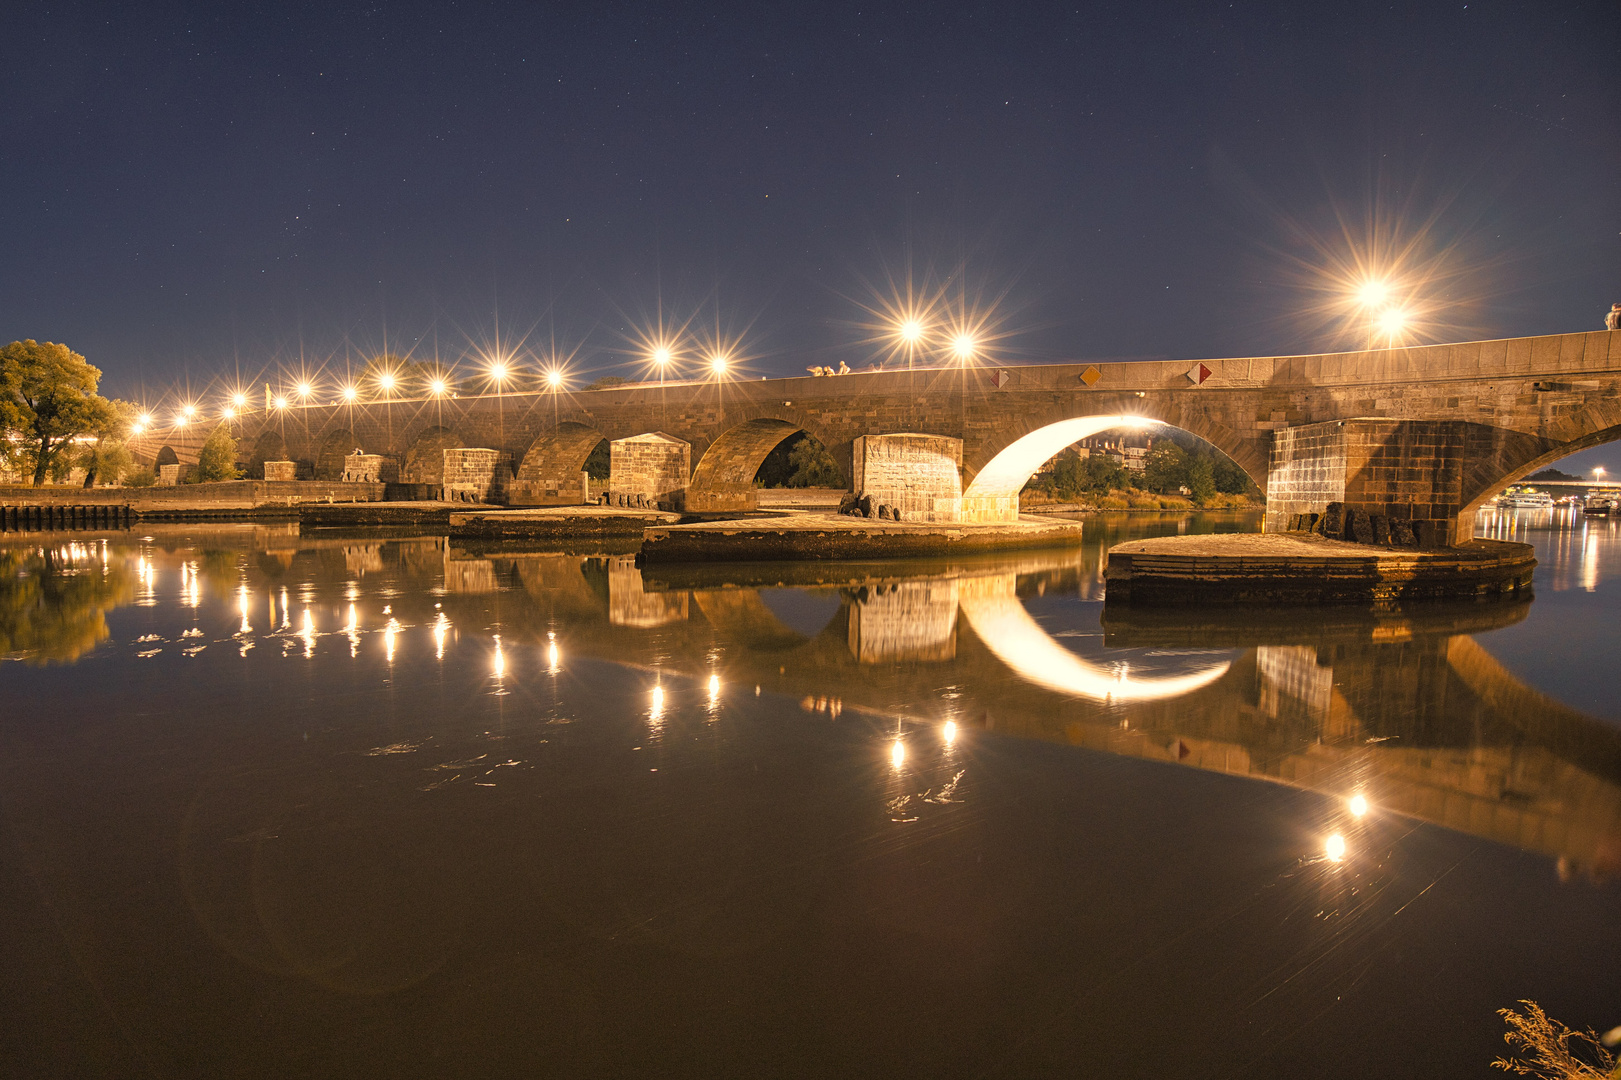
[1493,1001,1617,1079]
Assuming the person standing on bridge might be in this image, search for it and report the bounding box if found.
[1607,302,1621,331]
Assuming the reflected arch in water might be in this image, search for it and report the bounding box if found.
[955,575,1232,702]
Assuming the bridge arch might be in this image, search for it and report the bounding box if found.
[960,413,1261,522]
[153,445,180,472]
[512,422,607,505]
[314,429,361,481]
[688,415,849,511]
[1456,418,1621,534]
[401,426,468,486]
[246,432,287,480]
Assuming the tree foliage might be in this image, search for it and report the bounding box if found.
[0,340,116,485]
[1036,450,1129,498]
[194,424,240,482]
[754,432,844,488]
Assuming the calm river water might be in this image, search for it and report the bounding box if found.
[2,510,1616,1078]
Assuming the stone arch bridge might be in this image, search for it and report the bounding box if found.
[133,329,1621,541]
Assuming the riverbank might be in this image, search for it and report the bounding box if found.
[1103,532,1536,605]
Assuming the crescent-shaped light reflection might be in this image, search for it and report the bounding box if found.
[957,577,1231,703]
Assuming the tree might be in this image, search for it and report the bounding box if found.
[1493,999,1616,1078]
[194,424,240,482]
[1142,442,1190,494]
[76,399,141,487]
[0,340,117,486]
[785,435,844,487]
[1186,453,1217,501]
[1212,455,1252,495]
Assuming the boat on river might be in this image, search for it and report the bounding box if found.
[1494,487,1555,509]
[1584,494,1619,515]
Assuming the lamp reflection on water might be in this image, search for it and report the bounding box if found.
[300,608,315,658]
[492,635,506,679]
[1325,834,1347,862]
[433,611,449,660]
[649,684,666,725]
[384,617,400,664]
[942,720,958,747]
[546,631,560,673]
[890,739,906,770]
[1349,794,1369,818]
[707,673,721,711]
[346,604,360,657]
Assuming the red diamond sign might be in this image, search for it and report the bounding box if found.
[1186,362,1213,385]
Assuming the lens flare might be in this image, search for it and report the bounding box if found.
[1349,793,1369,818]
[429,378,447,395]
[709,354,729,376]
[546,369,564,389]
[899,319,925,343]
[231,393,247,408]
[342,385,358,402]
[1325,834,1347,862]
[377,372,396,391]
[296,382,312,398]
[273,396,289,409]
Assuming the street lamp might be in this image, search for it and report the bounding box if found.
[376,371,396,398]
[341,385,358,403]
[709,354,730,377]
[231,392,248,410]
[273,395,289,410]
[546,369,564,389]
[951,333,977,363]
[295,381,313,401]
[1376,308,1409,342]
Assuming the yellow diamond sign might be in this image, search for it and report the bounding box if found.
[1080,365,1102,386]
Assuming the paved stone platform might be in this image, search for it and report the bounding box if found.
[448,505,681,541]
[639,512,1086,564]
[1104,532,1536,606]
[300,501,456,528]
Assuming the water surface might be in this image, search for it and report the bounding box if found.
[2,511,1616,1078]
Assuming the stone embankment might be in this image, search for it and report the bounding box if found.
[1103,532,1535,606]
[640,513,1086,564]
[448,506,680,541]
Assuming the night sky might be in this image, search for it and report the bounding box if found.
[4,2,1617,426]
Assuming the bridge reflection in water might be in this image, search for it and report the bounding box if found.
[6,526,1618,882]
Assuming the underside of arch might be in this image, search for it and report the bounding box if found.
[401,426,465,485]
[246,432,286,480]
[314,429,360,480]
[512,423,607,506]
[961,414,1158,523]
[688,418,805,512]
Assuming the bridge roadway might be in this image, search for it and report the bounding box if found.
[132,329,1621,541]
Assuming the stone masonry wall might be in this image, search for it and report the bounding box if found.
[262,460,297,483]
[851,433,962,523]
[846,580,959,662]
[441,448,509,503]
[342,453,393,483]
[1266,419,1467,540]
[609,433,690,510]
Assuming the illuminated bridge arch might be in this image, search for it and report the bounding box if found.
[246,431,287,479]
[960,412,1265,523]
[1456,414,1621,535]
[689,415,849,511]
[512,422,607,506]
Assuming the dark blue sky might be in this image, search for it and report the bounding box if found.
[4,1,1617,406]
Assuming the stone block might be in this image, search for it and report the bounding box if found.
[1391,519,1416,546]
[1371,514,1391,545]
[1321,502,1345,538]
[440,448,509,504]
[851,433,962,523]
[262,460,296,483]
[1350,509,1374,544]
[610,433,690,511]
